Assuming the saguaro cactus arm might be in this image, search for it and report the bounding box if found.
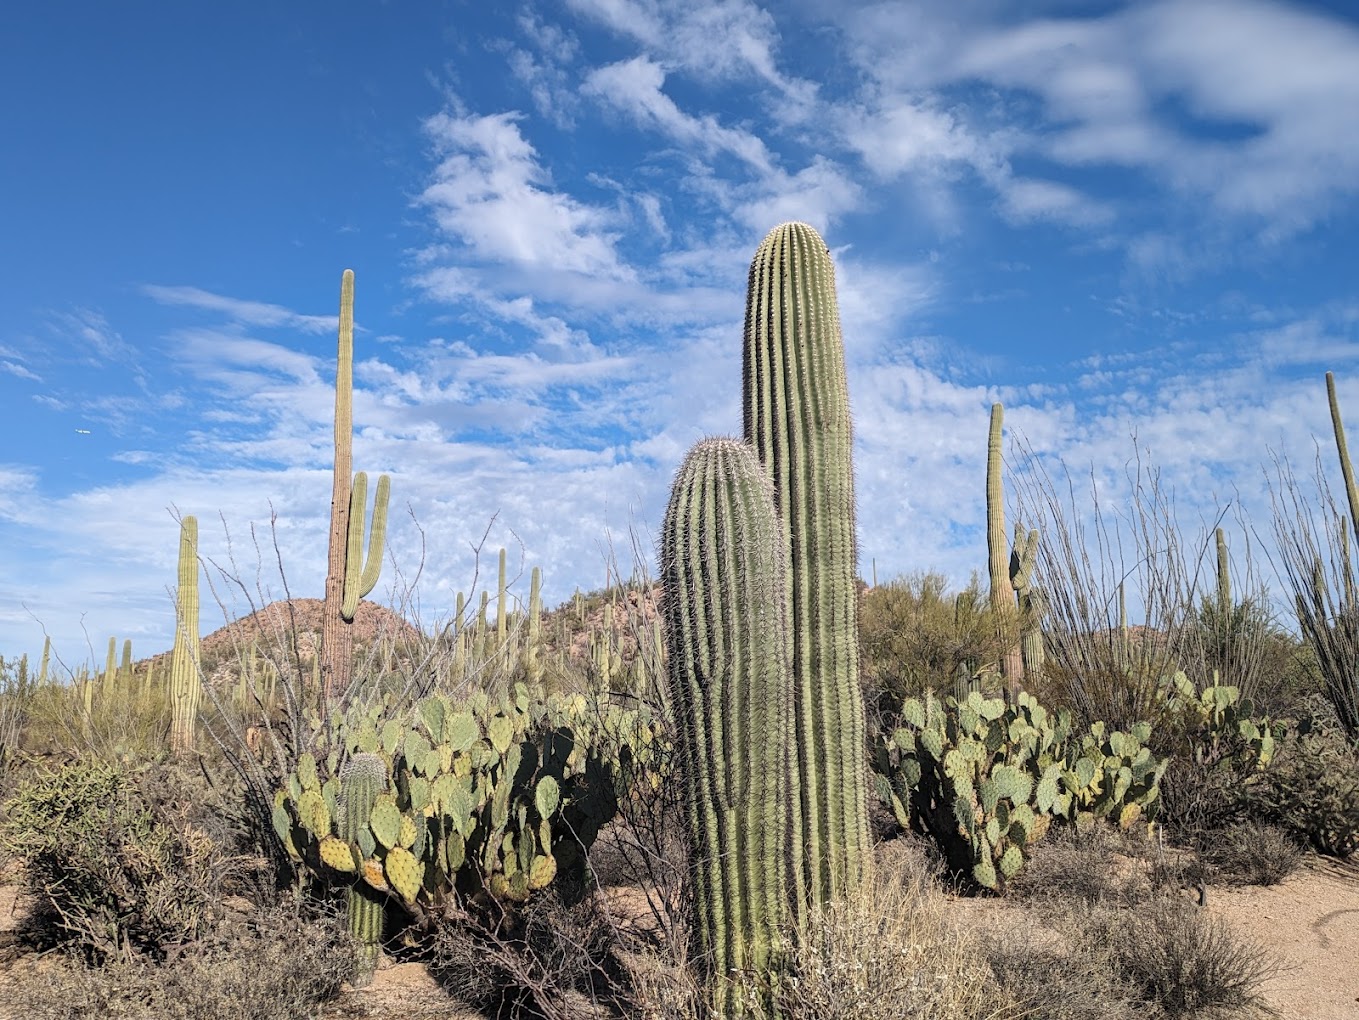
[341,471,391,621]
[1327,372,1359,547]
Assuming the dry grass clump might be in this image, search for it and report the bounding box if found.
[1005,825,1157,910]
[0,902,353,1020]
[749,841,1021,1020]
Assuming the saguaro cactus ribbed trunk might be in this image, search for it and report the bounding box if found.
[661,437,800,1011]
[170,516,201,754]
[987,402,1026,685]
[742,221,868,905]
[319,270,391,701]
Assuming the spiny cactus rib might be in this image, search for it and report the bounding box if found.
[661,437,798,1006]
[742,221,868,905]
[988,403,1025,683]
[1011,524,1045,675]
[169,516,201,754]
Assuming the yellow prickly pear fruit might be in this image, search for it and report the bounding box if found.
[384,846,422,904]
[319,835,357,873]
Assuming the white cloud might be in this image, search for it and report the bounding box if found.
[566,0,817,104]
[998,177,1113,227]
[1,360,41,382]
[419,110,634,281]
[583,57,775,173]
[142,286,337,333]
[956,0,1359,234]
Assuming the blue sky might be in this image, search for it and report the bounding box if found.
[4,0,1359,669]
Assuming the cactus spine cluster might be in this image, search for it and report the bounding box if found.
[660,438,800,1008]
[320,270,391,701]
[170,516,201,754]
[742,221,869,905]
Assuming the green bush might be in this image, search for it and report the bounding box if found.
[859,572,1003,714]
[1154,675,1281,842]
[0,758,248,961]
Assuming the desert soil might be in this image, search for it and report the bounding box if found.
[2,856,1356,1019]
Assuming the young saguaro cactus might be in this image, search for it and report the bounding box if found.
[339,752,388,985]
[170,516,201,754]
[661,437,800,1011]
[320,270,391,701]
[742,222,869,905]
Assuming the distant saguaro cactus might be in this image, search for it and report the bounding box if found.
[319,270,391,701]
[170,516,201,753]
[661,437,800,1011]
[742,221,869,905]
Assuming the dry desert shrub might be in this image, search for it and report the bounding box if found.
[427,890,624,1020]
[0,901,352,1020]
[1197,821,1304,887]
[1085,896,1279,1019]
[995,826,1279,1020]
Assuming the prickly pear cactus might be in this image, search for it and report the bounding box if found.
[275,684,666,929]
[874,690,1166,890]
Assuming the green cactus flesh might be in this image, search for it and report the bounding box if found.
[661,437,799,1006]
[742,221,869,906]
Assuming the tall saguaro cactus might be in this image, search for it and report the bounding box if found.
[742,221,869,905]
[987,403,1025,683]
[661,438,800,1011]
[320,270,391,701]
[170,516,201,754]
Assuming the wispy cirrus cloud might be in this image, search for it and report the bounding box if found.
[142,285,337,333]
